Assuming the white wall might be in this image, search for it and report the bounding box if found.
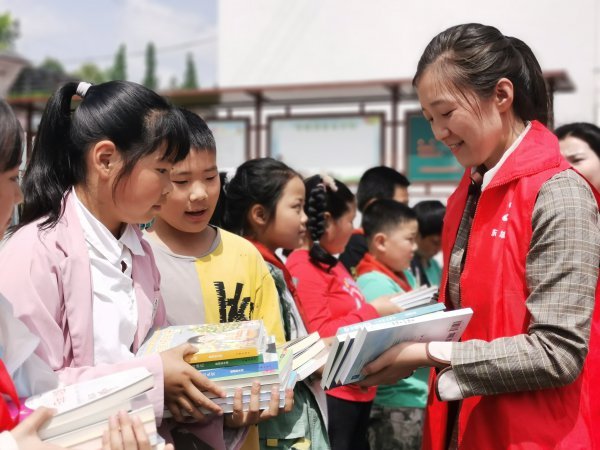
[218,0,600,126]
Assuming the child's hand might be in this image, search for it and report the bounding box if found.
[102,410,175,450]
[160,343,226,422]
[357,342,429,387]
[370,294,403,317]
[224,382,294,428]
[9,407,63,450]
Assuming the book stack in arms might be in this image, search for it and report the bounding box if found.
[278,332,329,381]
[24,367,162,449]
[390,285,439,309]
[138,320,297,413]
[321,304,473,389]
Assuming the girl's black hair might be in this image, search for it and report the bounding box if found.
[0,100,23,172]
[554,122,600,160]
[223,157,300,236]
[304,174,354,270]
[413,23,550,125]
[19,80,190,230]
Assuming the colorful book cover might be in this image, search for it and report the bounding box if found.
[136,320,266,363]
[199,345,291,381]
[191,354,265,370]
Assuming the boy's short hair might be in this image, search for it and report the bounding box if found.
[362,199,417,243]
[356,166,410,212]
[413,200,446,237]
[179,108,216,151]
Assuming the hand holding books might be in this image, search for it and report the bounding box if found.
[224,381,294,428]
[9,407,62,450]
[357,342,446,387]
[369,294,403,317]
[160,343,226,422]
[101,411,174,450]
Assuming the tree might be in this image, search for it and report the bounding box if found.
[143,42,157,90]
[39,57,66,75]
[0,12,19,51]
[109,44,127,81]
[73,63,107,84]
[182,52,198,89]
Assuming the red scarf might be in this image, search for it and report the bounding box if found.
[356,252,412,293]
[0,360,20,431]
[247,240,308,321]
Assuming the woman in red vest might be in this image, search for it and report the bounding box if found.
[358,23,600,449]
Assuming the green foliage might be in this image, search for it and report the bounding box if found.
[39,57,66,74]
[0,12,19,51]
[73,63,107,84]
[109,44,127,81]
[143,42,157,90]
[182,52,198,89]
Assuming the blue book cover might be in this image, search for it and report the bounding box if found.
[337,302,446,335]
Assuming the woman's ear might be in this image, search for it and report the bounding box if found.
[89,140,119,181]
[249,204,269,228]
[495,77,515,113]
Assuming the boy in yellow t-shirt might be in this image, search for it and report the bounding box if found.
[145,109,287,450]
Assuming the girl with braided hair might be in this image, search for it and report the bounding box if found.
[286,174,400,450]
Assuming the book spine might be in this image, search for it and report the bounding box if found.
[191,355,264,369]
[199,360,280,379]
[185,348,259,364]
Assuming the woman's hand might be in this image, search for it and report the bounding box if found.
[224,382,294,428]
[370,294,403,317]
[357,342,431,387]
[161,343,226,422]
[102,410,174,450]
[9,407,63,450]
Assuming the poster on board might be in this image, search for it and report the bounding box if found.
[405,111,464,183]
[269,114,383,183]
[206,119,248,171]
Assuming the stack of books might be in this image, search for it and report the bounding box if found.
[17,367,166,449]
[321,303,473,389]
[390,285,439,309]
[278,332,329,381]
[137,320,297,413]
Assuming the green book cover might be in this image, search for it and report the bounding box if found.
[191,354,265,370]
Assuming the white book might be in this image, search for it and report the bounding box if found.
[339,308,473,385]
[25,368,154,440]
[292,338,327,371]
[296,346,329,381]
[46,404,156,449]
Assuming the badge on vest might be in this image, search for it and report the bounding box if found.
[491,202,512,239]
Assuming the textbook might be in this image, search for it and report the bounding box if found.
[163,371,298,417]
[137,320,267,363]
[322,308,473,389]
[46,404,157,449]
[390,285,439,309]
[278,332,329,380]
[199,340,293,382]
[24,367,154,440]
[192,353,265,370]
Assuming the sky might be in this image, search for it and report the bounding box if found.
[1,0,218,89]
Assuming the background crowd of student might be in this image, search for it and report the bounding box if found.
[1,21,599,450]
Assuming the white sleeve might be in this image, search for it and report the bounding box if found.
[0,431,19,450]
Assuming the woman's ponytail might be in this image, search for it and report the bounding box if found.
[19,82,82,229]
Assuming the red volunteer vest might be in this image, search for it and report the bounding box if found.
[423,121,600,450]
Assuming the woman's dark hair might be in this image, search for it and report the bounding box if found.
[19,80,190,230]
[223,158,300,236]
[413,200,446,237]
[554,122,600,160]
[304,174,354,270]
[0,100,23,172]
[413,23,550,125]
